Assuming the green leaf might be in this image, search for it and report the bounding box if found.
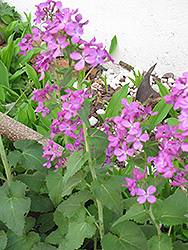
[139,225,157,240]
[37,213,55,233]
[122,197,137,210]
[27,103,36,122]
[28,192,54,213]
[0,181,30,237]
[156,81,177,118]
[14,171,47,193]
[0,60,9,88]
[31,242,57,250]
[61,170,87,197]
[6,230,40,250]
[147,175,166,195]
[143,141,160,157]
[65,215,96,250]
[57,190,92,218]
[77,98,90,128]
[17,108,28,125]
[166,117,179,127]
[9,69,25,83]
[62,151,89,186]
[145,99,172,130]
[0,230,7,250]
[13,139,46,172]
[173,241,188,250]
[109,35,118,55]
[23,217,35,234]
[26,64,41,89]
[16,47,43,70]
[58,67,74,87]
[46,169,64,206]
[45,229,63,245]
[102,221,148,250]
[156,80,169,97]
[7,150,22,167]
[1,85,19,99]
[104,84,129,119]
[91,175,123,215]
[148,234,172,250]
[54,210,68,235]
[87,128,109,148]
[1,41,14,71]
[113,203,149,226]
[0,86,5,102]
[162,189,188,213]
[154,193,187,226]
[6,21,18,38]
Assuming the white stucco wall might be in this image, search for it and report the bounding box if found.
[3,0,188,77]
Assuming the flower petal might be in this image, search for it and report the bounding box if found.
[147,185,156,195]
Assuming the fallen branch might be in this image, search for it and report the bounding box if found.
[0,112,64,152]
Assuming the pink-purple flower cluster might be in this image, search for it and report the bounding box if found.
[103,98,154,164]
[122,167,156,204]
[18,0,113,80]
[31,83,91,171]
[147,73,188,186]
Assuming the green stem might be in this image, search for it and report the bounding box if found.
[77,71,82,89]
[168,225,172,236]
[77,70,104,240]
[94,236,97,250]
[0,135,12,186]
[148,205,161,240]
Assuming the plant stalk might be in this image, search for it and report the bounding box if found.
[77,71,104,240]
[0,135,12,186]
[148,205,161,240]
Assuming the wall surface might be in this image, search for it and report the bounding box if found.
[3,0,188,77]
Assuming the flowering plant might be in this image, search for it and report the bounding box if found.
[0,0,188,249]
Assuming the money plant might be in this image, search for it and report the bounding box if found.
[0,0,187,249]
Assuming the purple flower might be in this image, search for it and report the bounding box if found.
[132,167,146,181]
[170,171,187,188]
[47,36,70,59]
[18,34,33,56]
[122,177,138,196]
[66,21,83,43]
[126,128,149,150]
[137,185,156,204]
[36,102,50,117]
[70,47,96,71]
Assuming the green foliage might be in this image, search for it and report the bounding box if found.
[0,60,9,88]
[0,2,21,24]
[46,169,64,206]
[6,230,40,250]
[28,191,54,213]
[128,68,143,88]
[0,230,7,250]
[57,190,92,218]
[154,190,188,226]
[65,213,96,249]
[104,83,129,119]
[31,242,57,250]
[113,203,149,225]
[109,35,118,55]
[62,150,89,185]
[8,140,46,172]
[0,181,30,237]
[145,98,172,131]
[102,221,148,250]
[26,64,41,89]
[147,234,172,250]
[91,175,123,215]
